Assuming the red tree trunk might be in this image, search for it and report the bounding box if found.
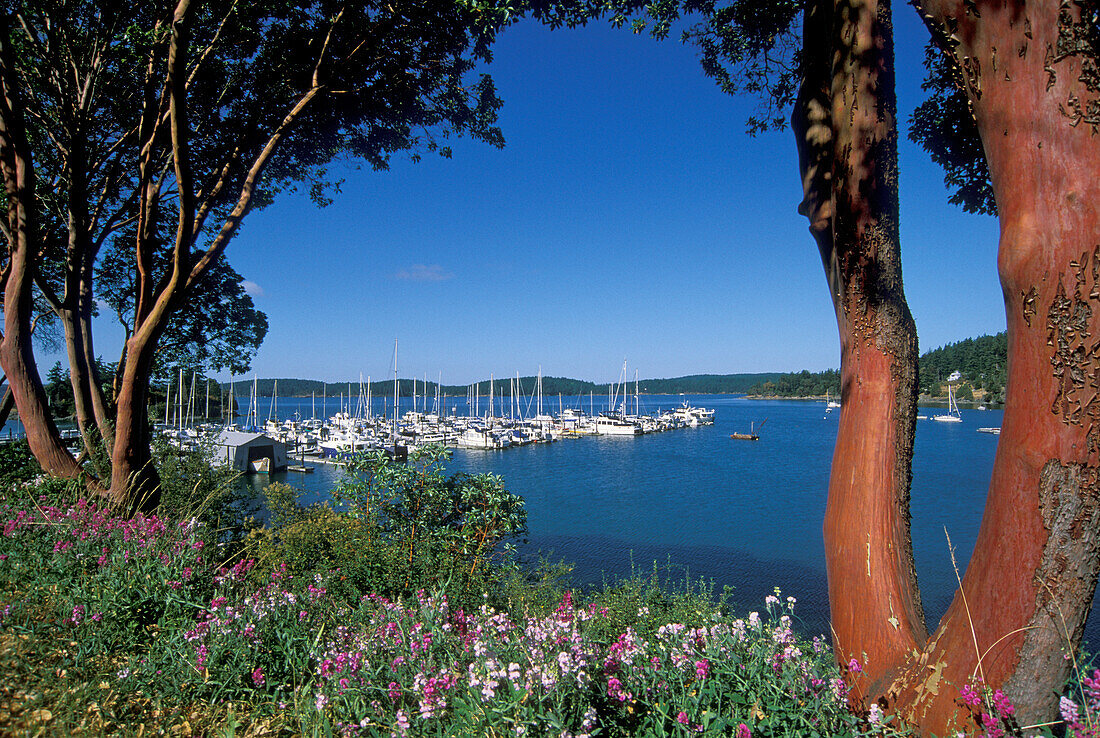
[795,0,927,699]
[0,29,89,485]
[109,327,161,511]
[882,1,1100,728]
[1,251,87,483]
[61,305,100,461]
[808,0,1100,731]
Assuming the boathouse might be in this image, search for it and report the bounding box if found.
[212,430,288,473]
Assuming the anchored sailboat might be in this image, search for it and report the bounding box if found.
[931,383,963,423]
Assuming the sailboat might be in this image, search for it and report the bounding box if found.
[931,383,963,423]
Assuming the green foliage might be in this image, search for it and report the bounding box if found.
[260,445,527,604]
[3,458,1093,736]
[580,560,727,644]
[908,42,996,216]
[919,332,1007,399]
[44,362,75,418]
[151,435,261,558]
[748,334,1008,402]
[227,372,785,399]
[0,440,42,489]
[749,369,841,398]
[97,242,269,383]
[43,359,117,421]
[681,0,803,134]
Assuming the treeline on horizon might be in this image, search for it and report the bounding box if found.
[746,332,1008,400]
[212,333,1007,401]
[219,373,787,398]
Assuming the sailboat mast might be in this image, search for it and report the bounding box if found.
[178,368,184,432]
[392,338,399,438]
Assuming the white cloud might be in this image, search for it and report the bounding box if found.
[241,280,265,297]
[394,264,453,282]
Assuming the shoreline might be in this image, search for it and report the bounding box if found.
[745,393,1002,409]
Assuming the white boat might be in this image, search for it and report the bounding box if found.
[977,427,1001,434]
[595,414,642,435]
[826,390,840,409]
[456,427,512,449]
[670,400,715,427]
[931,383,963,423]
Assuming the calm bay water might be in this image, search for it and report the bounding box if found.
[239,392,1099,643]
[8,392,1092,642]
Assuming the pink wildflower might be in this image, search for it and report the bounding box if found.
[847,657,862,674]
[252,666,265,687]
[677,711,689,724]
[736,724,751,738]
[992,689,1015,717]
[960,683,982,708]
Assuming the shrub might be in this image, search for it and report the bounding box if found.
[0,439,42,489]
[260,444,528,605]
[151,435,260,554]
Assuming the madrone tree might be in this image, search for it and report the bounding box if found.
[0,0,506,508]
[633,0,1097,730]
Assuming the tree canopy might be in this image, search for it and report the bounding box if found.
[0,0,516,504]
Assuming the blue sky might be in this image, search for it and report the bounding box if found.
[107,8,1005,386]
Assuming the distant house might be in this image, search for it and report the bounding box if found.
[212,430,287,473]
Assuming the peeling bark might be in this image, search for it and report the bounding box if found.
[801,0,1100,732]
[794,0,925,703]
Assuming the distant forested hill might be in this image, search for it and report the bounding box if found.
[918,332,1007,400]
[744,332,1008,402]
[220,373,785,397]
[747,369,841,397]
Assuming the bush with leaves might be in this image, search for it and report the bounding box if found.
[0,439,42,489]
[151,435,262,557]
[259,445,527,605]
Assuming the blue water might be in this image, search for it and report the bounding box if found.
[10,392,1095,643]
[234,392,1080,642]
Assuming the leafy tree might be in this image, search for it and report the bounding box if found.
[0,0,509,509]
[870,1,1100,726]
[918,332,1007,396]
[263,445,527,599]
[907,41,997,215]
[96,236,268,385]
[747,368,841,397]
[44,362,74,418]
[692,0,1098,728]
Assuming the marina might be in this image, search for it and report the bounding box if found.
[155,365,716,466]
